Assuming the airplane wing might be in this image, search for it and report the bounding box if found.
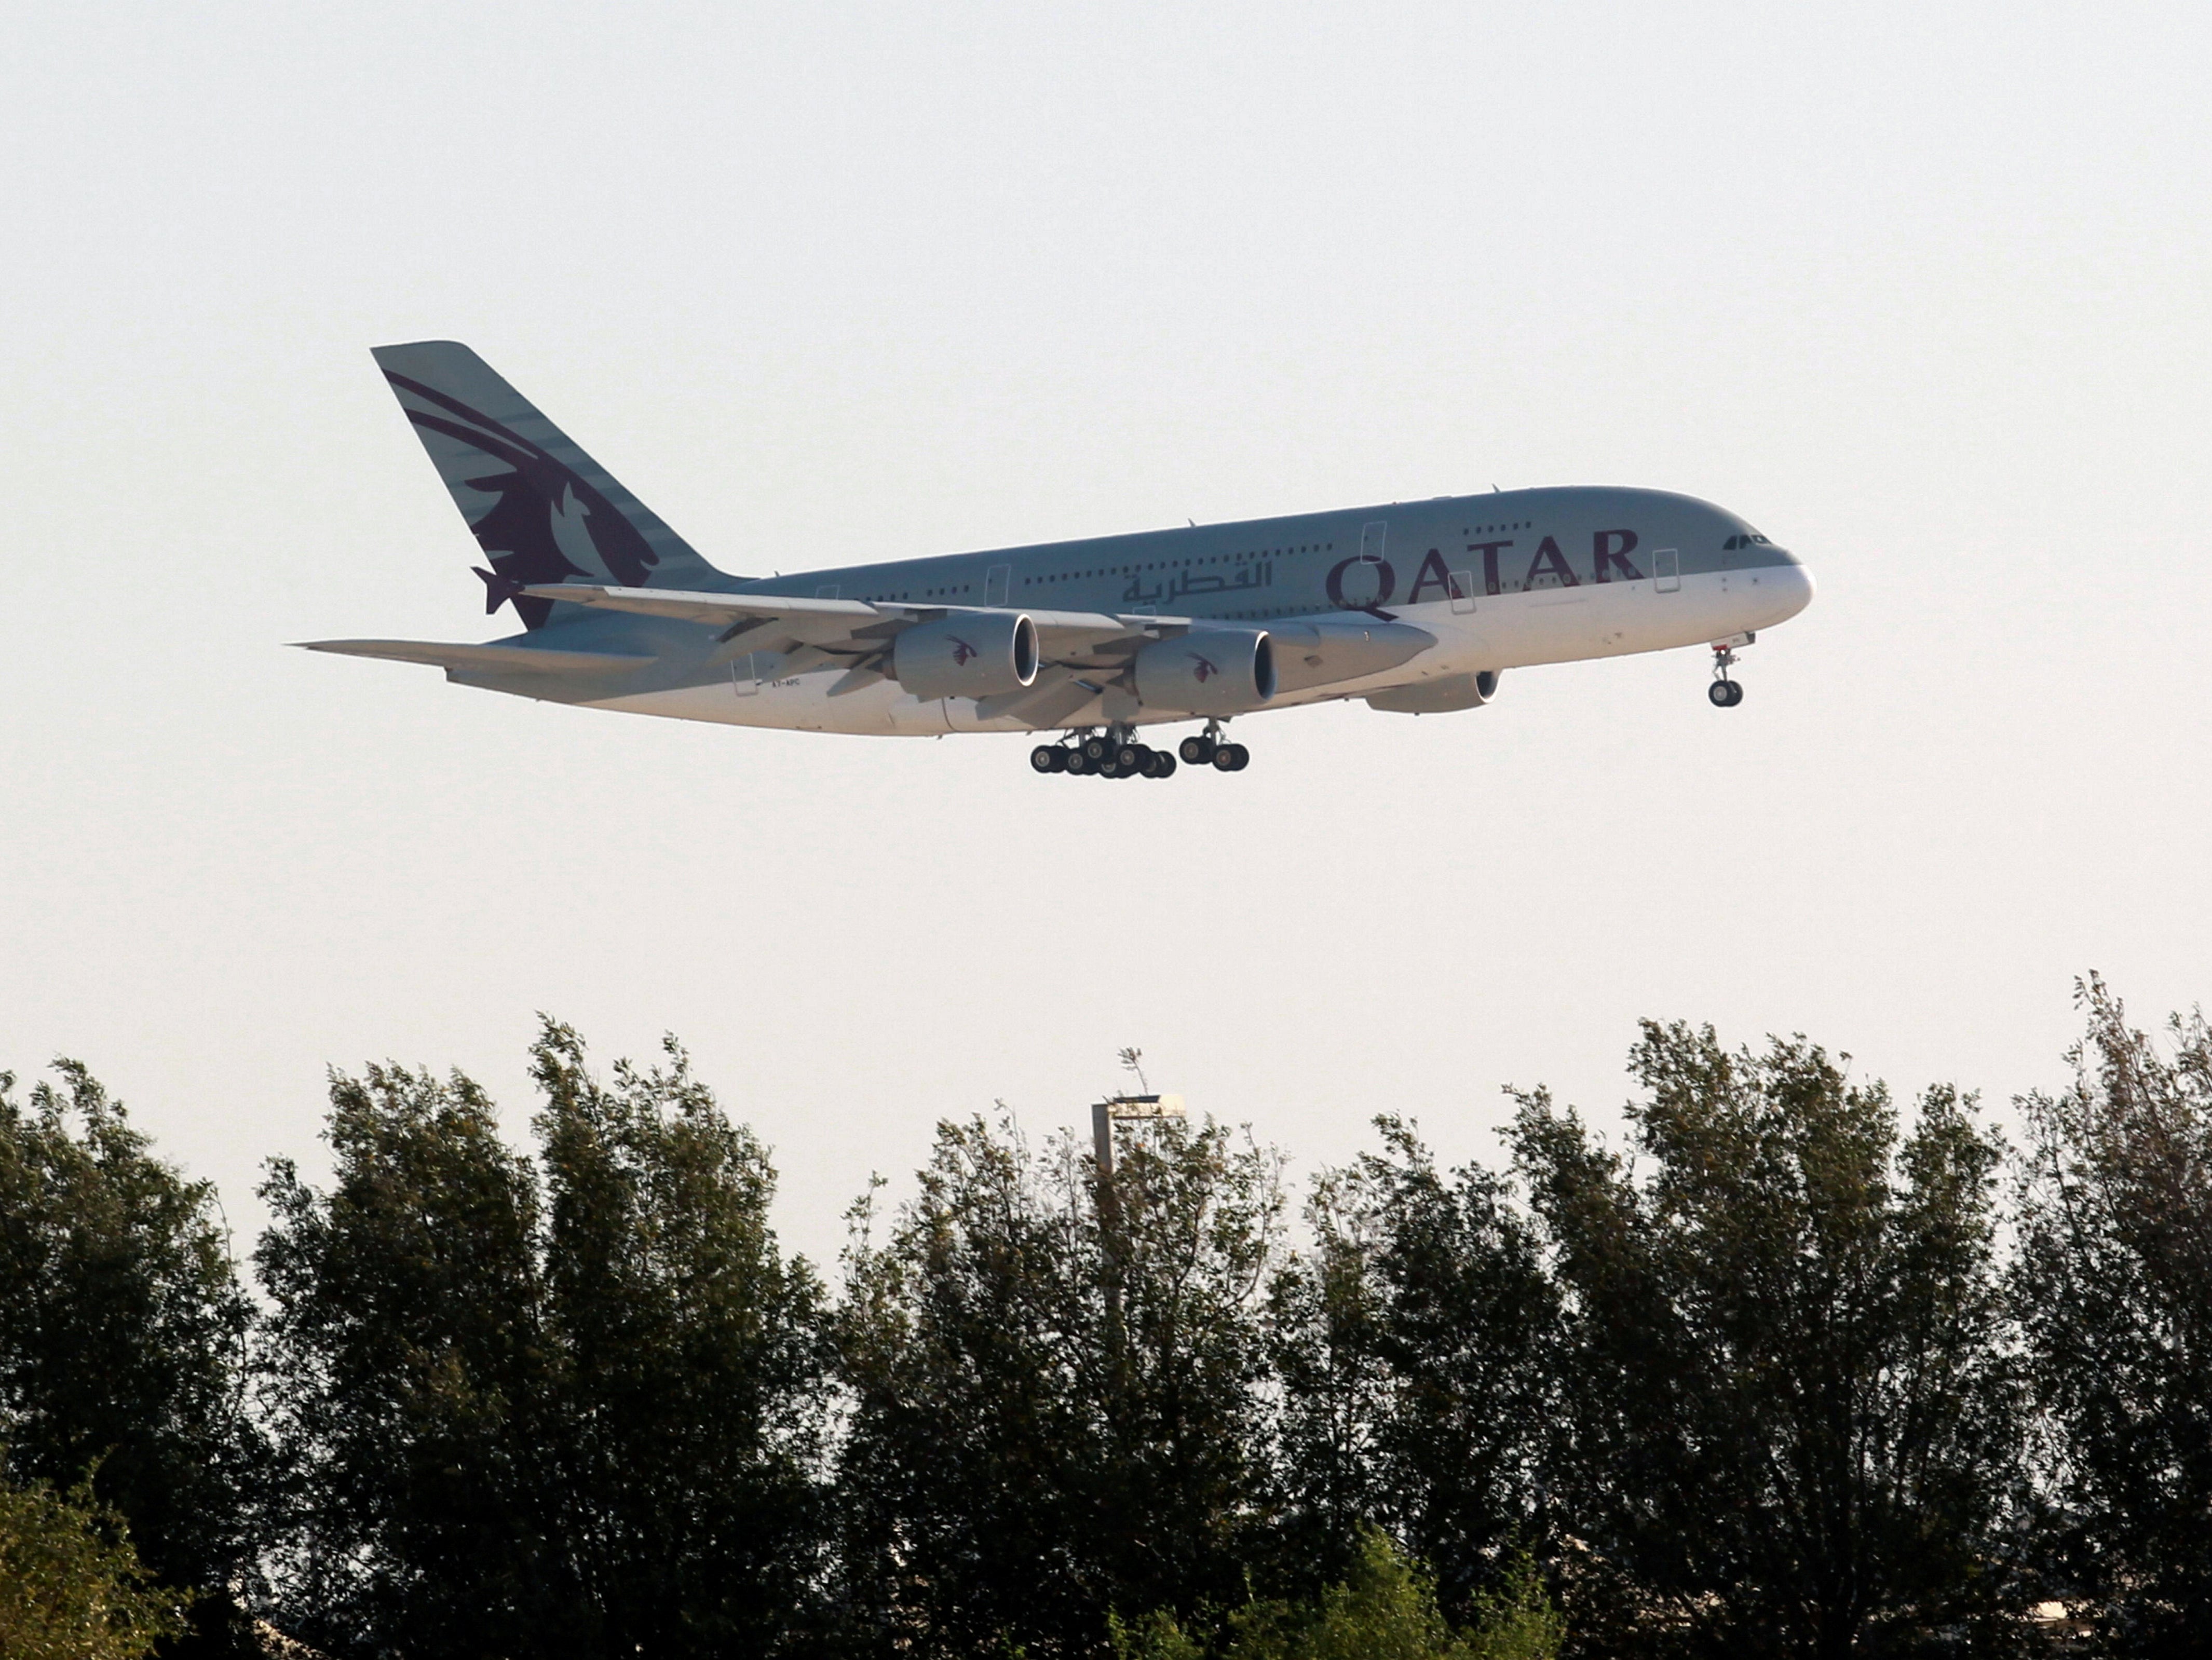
[521,585,885,638]
[306,589,1438,717]
[512,583,1437,713]
[519,583,1168,664]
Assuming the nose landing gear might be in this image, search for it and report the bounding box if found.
[1708,634,1752,707]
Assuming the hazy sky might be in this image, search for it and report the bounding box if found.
[4,2,2207,1268]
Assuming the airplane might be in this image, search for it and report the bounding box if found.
[304,342,1815,778]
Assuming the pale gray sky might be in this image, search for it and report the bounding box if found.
[4,2,2206,1267]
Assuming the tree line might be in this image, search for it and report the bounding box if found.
[4,981,2210,1657]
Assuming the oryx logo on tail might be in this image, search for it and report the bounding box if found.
[383,369,660,629]
[370,340,726,631]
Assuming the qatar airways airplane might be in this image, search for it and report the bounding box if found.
[305,342,1814,778]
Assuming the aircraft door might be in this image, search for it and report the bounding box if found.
[985,564,1012,607]
[1653,548,1680,593]
[731,654,761,697]
[1360,521,1387,564]
[1450,570,1476,614]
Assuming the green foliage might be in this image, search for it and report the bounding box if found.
[833,1111,1286,1658]
[1462,1552,1567,1660]
[1111,1527,1562,1660]
[1222,1525,1474,1660]
[528,1024,829,1654]
[32,998,2212,1654]
[2013,977,2212,1655]
[0,1457,191,1660]
[0,1063,262,1654]
[256,1022,826,1659]
[1509,1023,2027,1655]
[255,1052,553,1654]
[1268,1120,1556,1608]
[1111,1609,1211,1660]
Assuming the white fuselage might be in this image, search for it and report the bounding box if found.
[563,485,1815,737]
[342,346,1816,744]
[586,567,1802,736]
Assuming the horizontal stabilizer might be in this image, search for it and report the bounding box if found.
[295,639,653,674]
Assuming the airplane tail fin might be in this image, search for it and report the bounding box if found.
[373,341,732,630]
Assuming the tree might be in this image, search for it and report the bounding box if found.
[2013,978,2212,1654]
[529,1024,829,1656]
[255,1056,563,1656]
[1269,1120,1556,1611]
[1509,1023,2025,1657]
[257,1024,831,1659]
[832,1111,1286,1657]
[0,1063,261,1656]
[0,1455,192,1660]
[1110,1525,1563,1660]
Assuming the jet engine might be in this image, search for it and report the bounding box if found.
[1134,628,1275,715]
[893,611,1039,700]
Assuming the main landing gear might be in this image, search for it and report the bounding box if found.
[1029,722,1249,779]
[1708,634,1753,708]
[1178,722,1250,772]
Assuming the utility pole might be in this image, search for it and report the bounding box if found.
[1091,1092,1187,1186]
[1093,1063,1186,1331]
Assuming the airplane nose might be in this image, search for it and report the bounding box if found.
[1774,555,1815,619]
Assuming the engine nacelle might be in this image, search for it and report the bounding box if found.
[1364,668,1501,714]
[1269,618,1435,694]
[1134,628,1275,715]
[892,611,1039,700]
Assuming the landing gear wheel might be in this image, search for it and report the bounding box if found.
[1708,639,1750,707]
[1097,758,1122,779]
[1213,743,1250,772]
[1031,744,1065,773]
[1081,735,1111,764]
[1115,742,1147,771]
[1147,751,1178,778]
[1179,736,1216,766]
[1065,751,1092,775]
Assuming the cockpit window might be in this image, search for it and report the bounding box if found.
[1722,532,1772,549]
